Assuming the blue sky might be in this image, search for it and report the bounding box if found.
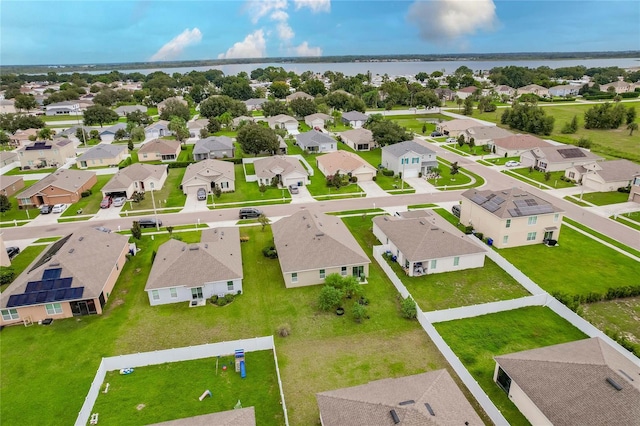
[1,0,638,65]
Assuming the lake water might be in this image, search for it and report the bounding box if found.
[83,57,640,76]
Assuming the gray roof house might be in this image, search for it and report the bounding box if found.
[461,125,514,146]
[101,163,168,198]
[193,136,235,161]
[373,213,486,276]
[316,369,483,426]
[0,151,19,167]
[272,209,370,288]
[341,111,369,128]
[565,159,640,192]
[144,227,243,306]
[98,122,128,142]
[45,101,80,116]
[304,112,332,129]
[76,144,127,169]
[253,156,309,188]
[339,128,376,151]
[187,118,209,138]
[149,407,256,426]
[243,98,266,111]
[381,140,437,178]
[265,114,299,134]
[520,146,604,172]
[494,337,640,426]
[114,105,147,116]
[144,120,171,139]
[181,159,235,195]
[295,130,337,153]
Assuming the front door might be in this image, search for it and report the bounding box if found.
[544,231,554,240]
[191,287,203,300]
[352,265,364,280]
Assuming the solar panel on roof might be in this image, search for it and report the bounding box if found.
[493,196,506,205]
[524,198,538,206]
[513,200,529,208]
[6,285,84,308]
[558,148,586,159]
[483,201,501,213]
[471,194,487,204]
[42,268,62,280]
[28,234,73,273]
[507,208,520,217]
[53,277,72,289]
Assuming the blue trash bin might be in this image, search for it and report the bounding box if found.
[487,238,493,246]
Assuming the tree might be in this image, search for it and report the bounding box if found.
[128,140,134,151]
[455,96,463,112]
[38,127,53,140]
[114,128,127,140]
[126,110,152,126]
[463,97,474,115]
[0,132,9,146]
[199,95,247,119]
[626,107,637,125]
[400,296,417,319]
[259,183,267,196]
[75,127,89,144]
[258,213,270,231]
[414,90,441,109]
[159,99,190,121]
[415,72,429,82]
[421,124,426,134]
[584,102,629,129]
[270,81,290,99]
[130,126,145,142]
[236,123,279,156]
[199,127,209,139]
[168,117,189,142]
[561,115,579,134]
[207,118,221,134]
[318,285,343,311]
[131,221,142,240]
[302,79,326,96]
[352,302,368,323]
[289,98,317,117]
[450,161,460,179]
[83,105,118,127]
[457,134,465,147]
[14,94,38,112]
[501,102,555,135]
[0,194,12,212]
[89,129,101,141]
[468,137,475,152]
[628,122,638,136]
[261,100,289,117]
[0,267,15,286]
[364,115,411,146]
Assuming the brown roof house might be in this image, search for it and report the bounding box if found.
[517,84,549,97]
[317,150,376,182]
[101,163,168,198]
[491,134,553,157]
[494,337,640,426]
[629,173,640,203]
[520,146,603,172]
[0,175,24,197]
[16,169,97,208]
[339,128,376,151]
[461,188,564,248]
[341,111,369,129]
[265,114,299,134]
[272,210,370,288]
[148,407,256,426]
[145,227,242,306]
[181,159,235,196]
[456,85,478,99]
[316,369,483,426]
[436,119,483,137]
[17,139,75,169]
[565,159,640,192]
[138,139,181,162]
[285,91,313,102]
[253,156,309,188]
[460,126,513,147]
[157,96,187,113]
[373,213,486,276]
[9,128,39,147]
[0,228,130,326]
[193,136,235,161]
[76,144,128,169]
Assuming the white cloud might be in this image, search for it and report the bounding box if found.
[270,10,295,41]
[150,28,202,61]
[218,30,267,59]
[291,41,322,56]
[270,10,289,21]
[293,0,330,13]
[408,0,497,42]
[246,0,288,24]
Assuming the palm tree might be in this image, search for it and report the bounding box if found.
[455,96,463,112]
[627,122,638,136]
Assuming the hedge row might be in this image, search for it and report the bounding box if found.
[552,285,640,312]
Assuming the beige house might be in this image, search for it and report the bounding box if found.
[17,139,75,169]
[517,84,549,97]
[339,128,376,151]
[265,114,299,134]
[138,139,181,162]
[9,128,39,147]
[0,228,130,326]
[272,210,370,288]
[494,84,516,97]
[373,212,486,276]
[317,370,483,426]
[317,150,376,182]
[101,163,168,198]
[304,113,332,129]
[565,159,640,191]
[0,175,24,197]
[492,134,552,157]
[520,146,603,172]
[148,408,256,425]
[0,235,10,267]
[0,151,19,167]
[76,144,127,169]
[629,174,640,203]
[494,338,640,426]
[436,118,483,137]
[456,86,477,99]
[253,156,309,188]
[460,188,564,248]
[285,91,313,102]
[181,159,235,195]
[599,80,636,94]
[16,169,97,208]
[461,125,513,146]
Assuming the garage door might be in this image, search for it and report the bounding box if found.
[186,185,206,195]
[404,169,419,178]
[354,171,374,182]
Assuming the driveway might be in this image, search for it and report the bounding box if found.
[358,181,388,198]
[181,193,209,212]
[405,177,437,194]
[92,204,124,219]
[290,185,315,204]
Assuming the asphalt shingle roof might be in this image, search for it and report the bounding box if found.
[382,140,435,157]
[295,130,336,148]
[17,169,96,198]
[77,144,126,162]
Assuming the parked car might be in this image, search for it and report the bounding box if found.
[94,226,112,233]
[430,131,443,137]
[239,207,262,219]
[288,185,299,194]
[100,196,112,208]
[197,188,207,201]
[112,197,127,207]
[451,205,461,218]
[6,246,20,259]
[446,137,457,143]
[39,204,53,214]
[137,218,162,228]
[505,160,521,167]
[52,204,67,213]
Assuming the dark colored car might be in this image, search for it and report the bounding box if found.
[451,205,461,218]
[40,204,53,214]
[239,207,262,219]
[6,246,20,259]
[430,131,443,137]
[138,218,163,228]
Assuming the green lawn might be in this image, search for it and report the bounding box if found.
[484,157,521,166]
[374,173,414,192]
[621,211,640,223]
[435,306,588,426]
[349,147,381,168]
[91,351,284,425]
[147,107,158,116]
[580,191,630,206]
[498,225,640,296]
[326,122,352,132]
[60,175,112,217]
[562,217,640,258]
[244,162,255,175]
[0,180,40,222]
[121,168,187,211]
[389,257,530,311]
[177,144,194,162]
[4,167,57,175]
[427,159,472,187]
[563,195,591,207]
[506,168,575,189]
[443,143,491,156]
[0,245,47,292]
[212,164,291,205]
[41,114,83,122]
[609,216,640,231]
[581,297,640,356]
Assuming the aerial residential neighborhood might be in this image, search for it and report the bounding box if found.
[1,2,639,424]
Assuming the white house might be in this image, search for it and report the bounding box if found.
[295,130,337,153]
[548,84,580,97]
[45,101,79,116]
[98,123,127,143]
[181,159,235,195]
[101,163,168,198]
[339,128,376,151]
[253,155,309,188]
[565,160,640,192]
[520,146,603,172]
[266,114,299,134]
[381,140,437,178]
[304,113,332,129]
[341,111,369,128]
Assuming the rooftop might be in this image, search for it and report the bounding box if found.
[462,187,563,218]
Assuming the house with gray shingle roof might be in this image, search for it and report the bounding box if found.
[98,122,128,143]
[272,209,370,288]
[265,114,299,134]
[339,128,376,151]
[193,136,235,161]
[381,140,437,178]
[316,369,483,426]
[494,337,640,426]
[0,151,19,168]
[148,407,256,426]
[295,130,337,153]
[461,125,513,146]
[0,228,130,325]
[16,169,97,208]
[45,101,80,116]
[0,175,24,197]
[565,159,640,192]
[253,155,309,188]
[243,98,266,111]
[304,113,332,129]
[145,227,243,306]
[144,120,172,139]
[491,134,552,157]
[76,144,127,169]
[138,139,181,162]
[17,139,75,169]
[341,110,369,128]
[520,146,603,172]
[373,212,486,276]
[114,105,147,116]
[101,163,167,198]
[181,159,235,195]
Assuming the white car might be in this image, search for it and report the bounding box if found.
[505,160,521,167]
[52,203,67,213]
[446,137,457,143]
[112,197,127,207]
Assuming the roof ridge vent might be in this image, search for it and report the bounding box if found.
[389,410,400,424]
[189,245,199,251]
[398,400,415,406]
[68,248,74,254]
[606,377,623,391]
[79,236,84,241]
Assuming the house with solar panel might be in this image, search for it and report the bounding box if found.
[460,188,564,248]
[520,146,603,172]
[0,228,130,326]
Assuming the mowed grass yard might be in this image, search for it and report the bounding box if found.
[120,167,187,211]
[498,225,639,296]
[581,297,640,355]
[61,175,112,216]
[506,168,575,189]
[581,191,630,206]
[212,164,291,205]
[0,225,451,425]
[435,306,588,426]
[0,180,40,222]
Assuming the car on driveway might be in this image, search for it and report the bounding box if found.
[430,131,443,137]
[505,160,521,167]
[112,197,127,207]
[446,137,457,143]
[6,246,20,259]
[52,204,67,214]
[197,188,207,201]
[40,204,53,214]
[100,196,112,208]
[288,185,299,194]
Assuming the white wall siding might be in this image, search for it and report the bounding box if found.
[147,278,243,306]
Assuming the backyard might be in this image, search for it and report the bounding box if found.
[0,180,40,222]
[581,297,640,356]
[60,175,112,217]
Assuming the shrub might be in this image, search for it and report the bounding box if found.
[318,285,344,311]
[277,323,291,337]
[350,175,358,183]
[617,186,631,193]
[210,295,218,304]
[0,267,16,286]
[464,225,474,234]
[167,161,193,168]
[262,245,278,259]
[80,189,92,198]
[352,302,368,322]
[118,157,132,169]
[372,175,377,181]
[382,169,394,177]
[216,297,228,307]
[400,296,417,319]
[474,232,484,240]
[224,293,234,303]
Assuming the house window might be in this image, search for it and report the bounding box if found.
[227,281,234,291]
[341,266,347,276]
[430,259,437,269]
[527,232,537,241]
[45,303,63,315]
[411,157,419,164]
[134,182,138,189]
[143,153,148,158]
[1,309,19,321]
[503,235,509,244]
[221,182,229,189]
[319,269,325,279]
[496,367,512,393]
[505,219,511,228]
[554,214,559,222]
[568,172,575,179]
[150,182,155,189]
[170,288,178,298]
[528,216,537,225]
[191,287,203,299]
[151,290,160,300]
[291,273,298,283]
[453,257,460,266]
